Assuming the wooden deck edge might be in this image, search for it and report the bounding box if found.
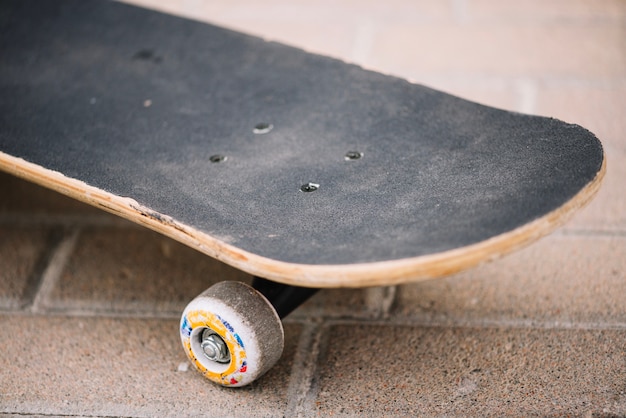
[0,152,606,288]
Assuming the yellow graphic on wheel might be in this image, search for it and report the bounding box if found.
[181,309,248,386]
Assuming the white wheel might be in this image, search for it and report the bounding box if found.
[180,281,284,387]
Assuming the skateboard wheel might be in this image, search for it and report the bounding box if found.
[180,281,284,387]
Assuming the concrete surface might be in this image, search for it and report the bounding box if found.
[1,0,624,416]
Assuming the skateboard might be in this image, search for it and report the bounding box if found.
[0,0,605,387]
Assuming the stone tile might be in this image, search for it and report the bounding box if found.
[0,171,101,215]
[0,314,302,417]
[208,0,455,35]
[297,289,363,318]
[119,0,454,68]
[217,20,358,61]
[295,288,371,319]
[45,227,252,314]
[0,227,56,309]
[137,0,625,84]
[536,83,626,155]
[325,0,454,24]
[465,0,626,22]
[123,0,454,26]
[314,324,626,416]
[45,226,372,319]
[395,235,626,325]
[367,22,626,80]
[416,77,519,112]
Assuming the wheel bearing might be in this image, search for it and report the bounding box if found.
[200,329,230,364]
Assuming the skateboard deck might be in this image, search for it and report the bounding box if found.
[0,0,605,289]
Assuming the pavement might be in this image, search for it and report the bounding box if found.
[1,0,625,416]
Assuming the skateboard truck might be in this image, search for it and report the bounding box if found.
[252,277,319,319]
[180,279,318,387]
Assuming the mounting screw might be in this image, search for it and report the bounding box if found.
[300,182,320,193]
[344,151,363,160]
[209,155,227,163]
[253,123,273,135]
